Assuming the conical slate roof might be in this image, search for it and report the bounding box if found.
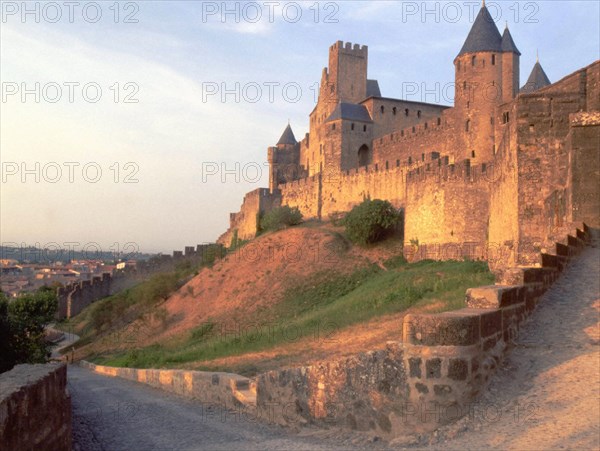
[277,124,297,145]
[501,27,521,55]
[520,61,551,93]
[458,4,502,56]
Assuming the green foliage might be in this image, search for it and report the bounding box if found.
[228,230,249,252]
[189,321,215,342]
[0,289,58,373]
[259,206,303,232]
[200,244,226,267]
[342,199,402,245]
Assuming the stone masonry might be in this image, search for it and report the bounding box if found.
[218,4,600,271]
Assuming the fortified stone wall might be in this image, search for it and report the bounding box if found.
[278,175,322,219]
[217,188,281,245]
[0,363,71,451]
[371,110,456,167]
[403,160,492,261]
[361,98,449,141]
[56,272,112,320]
[513,62,599,266]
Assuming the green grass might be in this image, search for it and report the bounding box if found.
[93,259,494,370]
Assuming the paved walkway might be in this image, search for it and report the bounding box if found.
[68,365,388,451]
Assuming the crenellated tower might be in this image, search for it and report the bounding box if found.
[305,41,369,177]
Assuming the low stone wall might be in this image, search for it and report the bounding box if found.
[79,361,255,410]
[256,342,409,435]
[0,363,71,451]
[400,225,591,429]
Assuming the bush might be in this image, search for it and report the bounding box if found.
[0,288,58,373]
[260,206,303,232]
[343,199,402,245]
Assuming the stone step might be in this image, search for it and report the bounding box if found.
[230,378,257,406]
[233,388,257,406]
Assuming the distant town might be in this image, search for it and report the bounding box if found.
[0,245,155,297]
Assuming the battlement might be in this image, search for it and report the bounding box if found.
[56,272,112,319]
[330,40,368,56]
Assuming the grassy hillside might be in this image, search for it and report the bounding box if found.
[60,224,494,375]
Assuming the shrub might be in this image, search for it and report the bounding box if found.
[343,199,402,245]
[1,288,58,373]
[260,206,303,232]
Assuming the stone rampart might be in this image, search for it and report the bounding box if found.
[0,363,71,451]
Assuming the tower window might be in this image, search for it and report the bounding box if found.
[437,117,441,126]
[408,156,412,164]
[492,54,496,65]
[466,119,471,132]
[463,81,467,90]
[424,122,428,129]
[472,56,476,66]
[417,110,422,118]
[332,124,335,130]
[351,123,355,130]
[471,151,476,158]
[392,107,397,115]
[490,116,494,125]
[457,60,461,71]
[405,108,409,116]
[380,106,385,114]
[320,144,323,154]
[363,125,367,132]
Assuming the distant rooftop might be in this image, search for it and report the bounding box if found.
[326,103,373,123]
[277,124,297,145]
[521,61,552,93]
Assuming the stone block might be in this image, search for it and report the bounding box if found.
[408,358,422,378]
[480,309,503,337]
[447,359,468,381]
[425,359,442,379]
[403,311,480,346]
[466,286,522,309]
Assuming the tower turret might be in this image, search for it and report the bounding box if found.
[501,25,521,102]
[520,57,551,93]
[453,3,519,162]
[269,123,300,192]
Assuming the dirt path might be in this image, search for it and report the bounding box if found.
[415,244,600,450]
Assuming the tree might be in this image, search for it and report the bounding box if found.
[0,289,58,373]
[343,199,402,245]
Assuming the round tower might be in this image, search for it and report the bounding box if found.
[453,2,519,162]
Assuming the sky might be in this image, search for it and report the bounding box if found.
[1,1,599,255]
